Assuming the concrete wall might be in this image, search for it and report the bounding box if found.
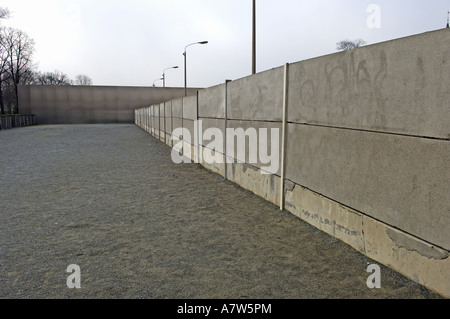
[137,29,450,297]
[18,85,201,125]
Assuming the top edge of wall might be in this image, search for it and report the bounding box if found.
[288,28,449,66]
[21,85,204,90]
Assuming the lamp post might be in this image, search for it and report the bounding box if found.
[184,41,208,96]
[153,78,163,87]
[252,0,256,75]
[162,66,179,88]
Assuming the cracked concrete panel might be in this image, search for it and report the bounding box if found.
[286,123,450,250]
[363,216,450,297]
[386,229,449,260]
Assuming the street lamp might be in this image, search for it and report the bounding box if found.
[162,66,179,88]
[153,78,163,87]
[184,41,208,96]
[252,0,256,75]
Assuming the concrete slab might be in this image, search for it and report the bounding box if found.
[227,67,284,121]
[226,120,282,176]
[198,83,226,119]
[288,29,450,139]
[172,98,183,119]
[183,95,197,120]
[285,123,450,250]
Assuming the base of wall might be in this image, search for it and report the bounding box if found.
[284,182,449,298]
[143,126,450,298]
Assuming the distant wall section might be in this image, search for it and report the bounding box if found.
[18,85,201,125]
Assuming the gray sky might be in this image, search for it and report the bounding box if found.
[0,0,448,88]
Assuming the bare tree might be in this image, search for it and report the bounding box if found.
[0,8,37,114]
[34,70,73,85]
[0,27,10,114]
[74,74,93,86]
[0,7,10,114]
[5,27,35,113]
[0,7,11,20]
[336,39,366,51]
[20,67,36,85]
[1,77,16,114]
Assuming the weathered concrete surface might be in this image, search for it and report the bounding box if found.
[198,83,226,119]
[181,119,195,143]
[227,67,284,121]
[284,183,366,253]
[152,105,158,135]
[283,182,450,298]
[171,98,183,119]
[362,217,450,298]
[226,163,282,208]
[285,123,450,250]
[288,29,450,139]
[164,101,172,137]
[182,95,198,121]
[172,118,183,135]
[136,29,450,297]
[200,145,226,177]
[198,118,226,146]
[0,124,441,299]
[226,120,282,176]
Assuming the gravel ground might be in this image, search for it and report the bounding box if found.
[0,124,442,299]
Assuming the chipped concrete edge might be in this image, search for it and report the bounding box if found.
[148,134,449,298]
[212,160,450,298]
[285,180,449,298]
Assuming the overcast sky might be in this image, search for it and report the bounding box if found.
[0,0,448,88]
